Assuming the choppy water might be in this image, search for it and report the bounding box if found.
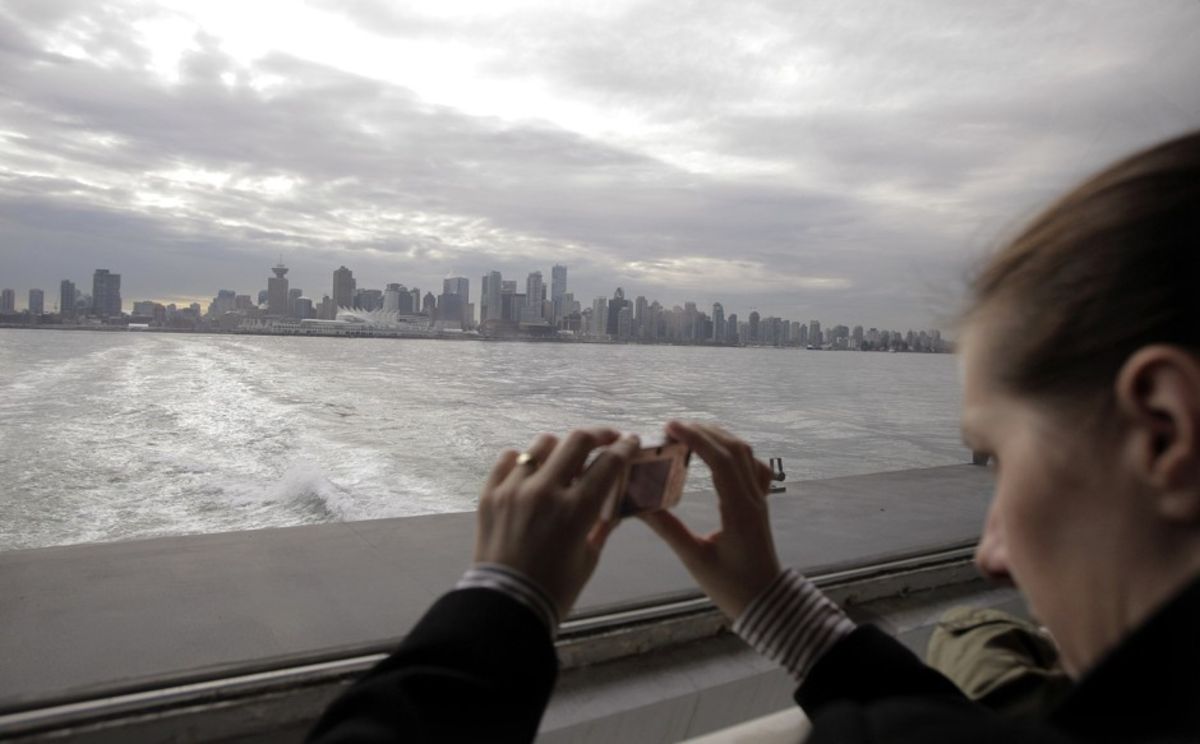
[0,329,965,552]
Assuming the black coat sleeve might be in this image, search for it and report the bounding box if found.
[306,588,558,744]
[797,625,1073,744]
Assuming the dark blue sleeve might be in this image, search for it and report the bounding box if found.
[307,588,558,744]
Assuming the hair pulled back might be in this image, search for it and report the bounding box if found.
[967,130,1200,405]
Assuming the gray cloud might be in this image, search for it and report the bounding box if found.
[1,0,1198,329]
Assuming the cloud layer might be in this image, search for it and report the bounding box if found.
[1,0,1197,328]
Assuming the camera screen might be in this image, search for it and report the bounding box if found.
[620,458,673,517]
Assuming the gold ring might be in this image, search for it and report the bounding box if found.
[516,452,538,469]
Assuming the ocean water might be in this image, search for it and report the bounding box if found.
[0,329,965,552]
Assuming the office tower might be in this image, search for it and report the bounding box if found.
[748,311,760,343]
[293,297,314,319]
[59,280,75,318]
[257,289,269,306]
[354,288,383,311]
[684,302,698,342]
[853,325,864,348]
[28,289,44,315]
[798,323,808,346]
[267,263,290,316]
[332,266,355,309]
[383,283,405,313]
[318,296,335,320]
[712,303,725,341]
[524,272,544,321]
[0,289,14,313]
[606,288,628,336]
[481,271,502,322]
[617,306,632,341]
[92,269,122,317]
[551,265,567,320]
[440,277,469,324]
[443,277,469,304]
[591,297,608,338]
[726,313,738,344]
[235,294,254,310]
[808,320,821,347]
[288,287,302,314]
[421,291,436,316]
[210,289,236,317]
[500,280,517,321]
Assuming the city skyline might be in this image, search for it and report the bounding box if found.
[0,260,949,351]
[1,3,1197,330]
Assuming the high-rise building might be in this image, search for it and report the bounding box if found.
[384,283,406,313]
[288,287,302,314]
[409,288,421,314]
[712,303,725,341]
[606,287,628,336]
[551,265,567,320]
[422,292,437,316]
[524,272,544,322]
[748,311,760,343]
[293,297,314,319]
[617,306,633,340]
[726,313,739,344]
[481,271,502,322]
[332,266,355,309]
[354,288,383,311]
[92,269,122,317]
[28,289,44,315]
[808,320,822,348]
[591,297,608,338]
[268,263,290,316]
[443,277,469,304]
[209,289,236,317]
[0,289,14,313]
[59,280,75,318]
[258,289,269,306]
[235,294,254,310]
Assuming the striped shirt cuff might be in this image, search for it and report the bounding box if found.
[732,567,856,683]
[456,563,560,638]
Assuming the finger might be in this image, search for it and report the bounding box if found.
[638,509,708,567]
[586,517,619,552]
[500,433,559,490]
[664,421,749,501]
[753,457,773,494]
[691,422,762,497]
[483,449,520,493]
[573,435,640,513]
[531,427,620,488]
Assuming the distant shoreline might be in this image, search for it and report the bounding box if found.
[0,322,953,352]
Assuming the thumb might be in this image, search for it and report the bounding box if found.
[639,510,707,567]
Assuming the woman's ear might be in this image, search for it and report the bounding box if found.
[1114,346,1200,522]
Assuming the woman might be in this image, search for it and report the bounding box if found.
[309,130,1200,743]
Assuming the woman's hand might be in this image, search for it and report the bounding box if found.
[639,421,782,620]
[475,428,641,619]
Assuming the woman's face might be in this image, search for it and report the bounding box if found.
[961,323,1140,676]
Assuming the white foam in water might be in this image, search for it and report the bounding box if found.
[0,331,964,551]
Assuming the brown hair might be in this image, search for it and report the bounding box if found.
[966,130,1200,405]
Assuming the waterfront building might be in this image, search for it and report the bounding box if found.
[209,289,236,317]
[318,296,335,320]
[408,288,420,315]
[267,264,290,316]
[422,291,437,316]
[443,277,469,305]
[28,288,44,315]
[712,303,725,342]
[383,283,405,313]
[606,288,628,336]
[293,298,314,319]
[524,272,544,322]
[550,265,567,320]
[617,306,632,341]
[481,271,502,322]
[808,320,822,347]
[332,266,355,309]
[235,295,254,310]
[258,289,269,306]
[288,288,302,314]
[748,311,760,344]
[92,269,122,317]
[726,313,739,344]
[59,280,75,318]
[354,289,383,311]
[591,297,608,338]
[0,288,14,313]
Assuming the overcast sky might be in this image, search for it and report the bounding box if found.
[1,0,1197,329]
